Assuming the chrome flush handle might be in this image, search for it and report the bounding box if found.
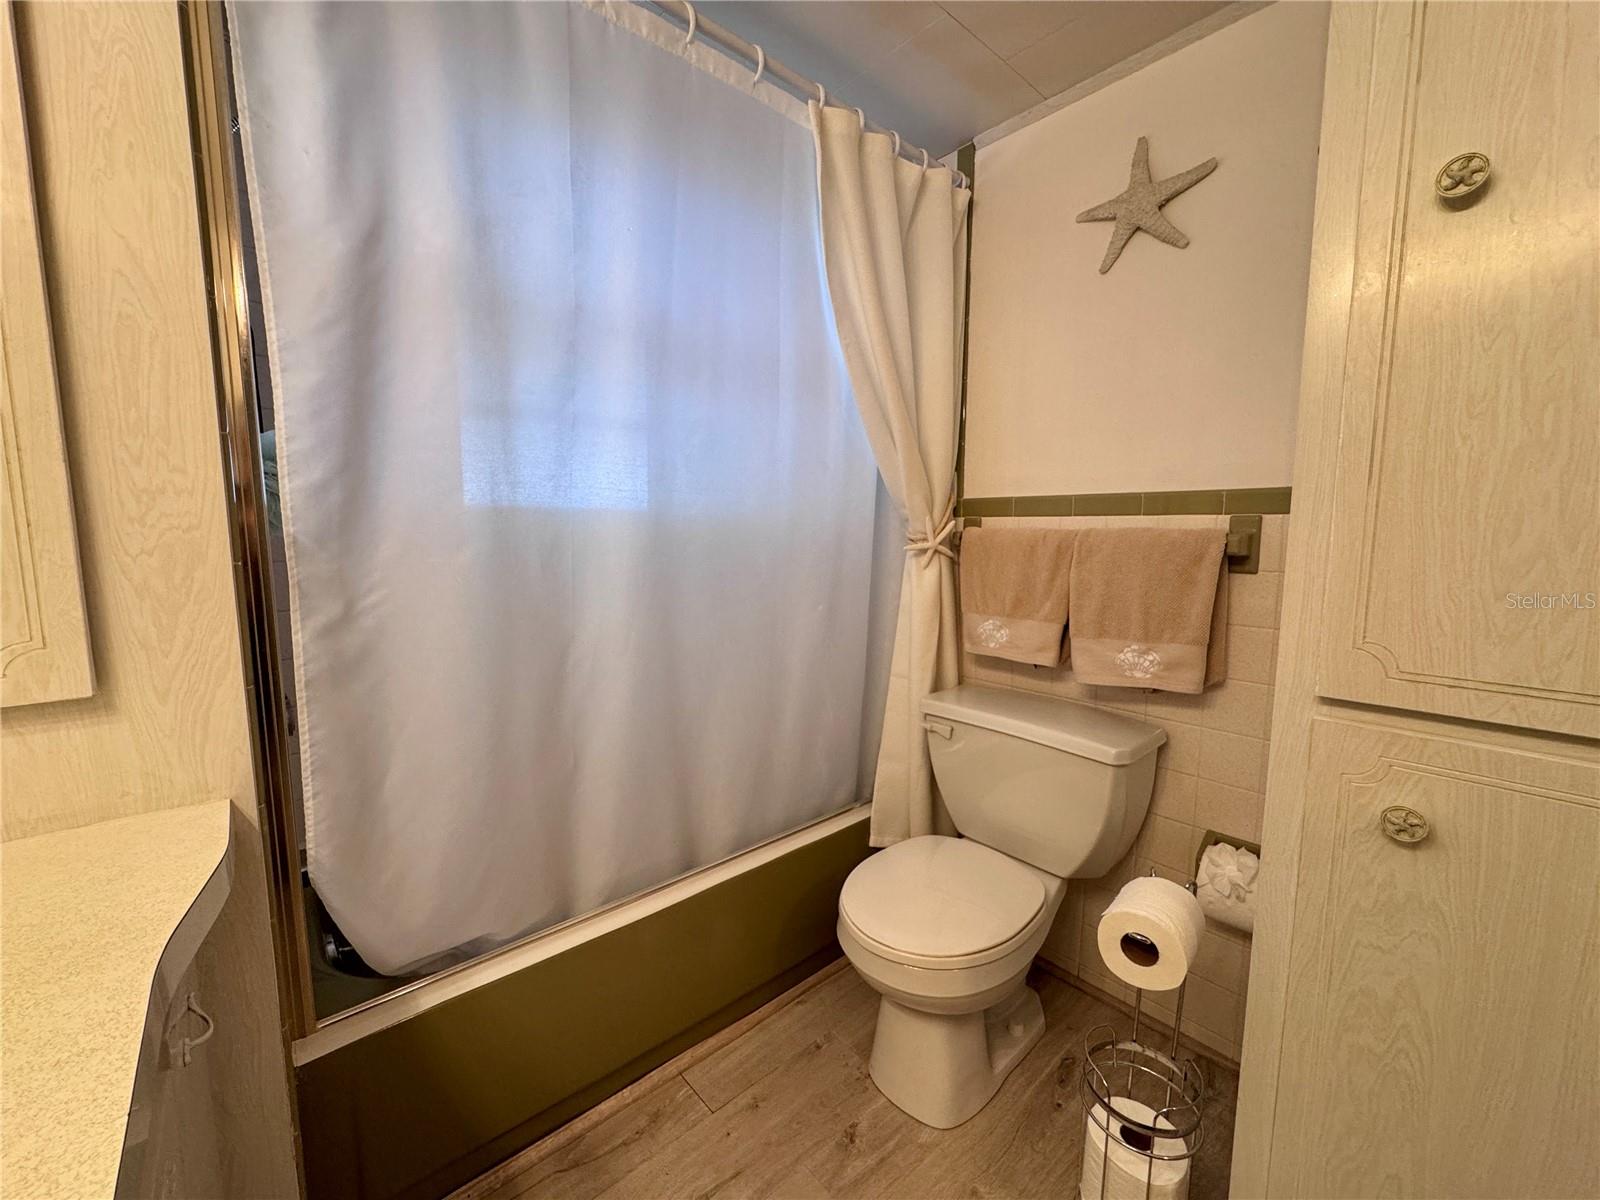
[1380,805,1431,845]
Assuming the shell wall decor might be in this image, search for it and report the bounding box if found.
[1076,136,1217,273]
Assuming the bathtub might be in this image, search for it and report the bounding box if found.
[292,803,871,1200]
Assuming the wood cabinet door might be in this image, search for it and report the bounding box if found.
[1269,718,1599,1198]
[1316,0,1599,737]
[1,1,93,707]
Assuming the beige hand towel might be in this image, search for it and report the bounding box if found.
[959,527,1077,666]
[1068,528,1229,693]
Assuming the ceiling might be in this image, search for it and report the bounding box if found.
[698,1,1233,156]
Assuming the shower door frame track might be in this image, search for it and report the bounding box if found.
[178,0,319,1041]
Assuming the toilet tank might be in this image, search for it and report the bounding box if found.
[921,685,1166,879]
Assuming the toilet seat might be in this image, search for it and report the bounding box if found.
[839,836,1048,970]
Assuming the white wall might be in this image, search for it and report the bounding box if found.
[963,2,1328,498]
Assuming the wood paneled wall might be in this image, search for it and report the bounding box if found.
[1,4,299,1195]
[1,0,248,841]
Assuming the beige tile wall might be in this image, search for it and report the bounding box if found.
[960,512,1287,1061]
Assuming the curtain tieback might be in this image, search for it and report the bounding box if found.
[904,496,958,567]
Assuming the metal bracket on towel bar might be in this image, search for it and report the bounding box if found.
[1224,514,1261,574]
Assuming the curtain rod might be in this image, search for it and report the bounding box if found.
[636,0,970,189]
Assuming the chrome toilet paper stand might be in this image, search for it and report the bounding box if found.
[1079,874,1206,1200]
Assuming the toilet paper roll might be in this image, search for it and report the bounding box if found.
[1096,876,1205,991]
[1080,1099,1191,1200]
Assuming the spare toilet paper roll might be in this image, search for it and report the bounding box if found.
[1080,1099,1191,1200]
[1096,876,1205,991]
[1195,842,1259,935]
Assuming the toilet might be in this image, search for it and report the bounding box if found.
[837,683,1165,1128]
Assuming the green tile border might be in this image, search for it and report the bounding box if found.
[1142,489,1225,515]
[957,487,1291,518]
[1013,494,1075,516]
[960,496,1014,517]
[1224,486,1293,514]
[1073,492,1143,516]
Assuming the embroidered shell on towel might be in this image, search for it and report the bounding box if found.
[1114,644,1162,679]
[976,619,1012,649]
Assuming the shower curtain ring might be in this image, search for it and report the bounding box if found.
[891,131,901,158]
[751,44,765,85]
[920,147,930,173]
[682,1,698,46]
[815,83,826,108]
[853,107,866,132]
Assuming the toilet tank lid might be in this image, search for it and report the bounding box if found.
[922,685,1166,764]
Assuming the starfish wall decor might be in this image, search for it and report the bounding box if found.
[1076,136,1217,274]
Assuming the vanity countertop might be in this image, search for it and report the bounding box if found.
[0,800,233,1200]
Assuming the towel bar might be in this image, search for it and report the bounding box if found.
[957,513,1261,572]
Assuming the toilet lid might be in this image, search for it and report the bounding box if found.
[839,836,1046,960]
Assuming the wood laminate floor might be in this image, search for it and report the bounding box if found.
[455,962,1238,1200]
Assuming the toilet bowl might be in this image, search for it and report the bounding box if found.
[838,685,1164,1128]
[837,835,1064,1127]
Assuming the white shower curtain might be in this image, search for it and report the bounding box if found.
[231,1,901,975]
[811,105,970,848]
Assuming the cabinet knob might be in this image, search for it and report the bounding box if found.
[1381,805,1431,845]
[1435,152,1490,200]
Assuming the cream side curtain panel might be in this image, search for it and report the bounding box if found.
[811,104,971,846]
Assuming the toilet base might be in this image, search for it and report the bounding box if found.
[867,984,1046,1128]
